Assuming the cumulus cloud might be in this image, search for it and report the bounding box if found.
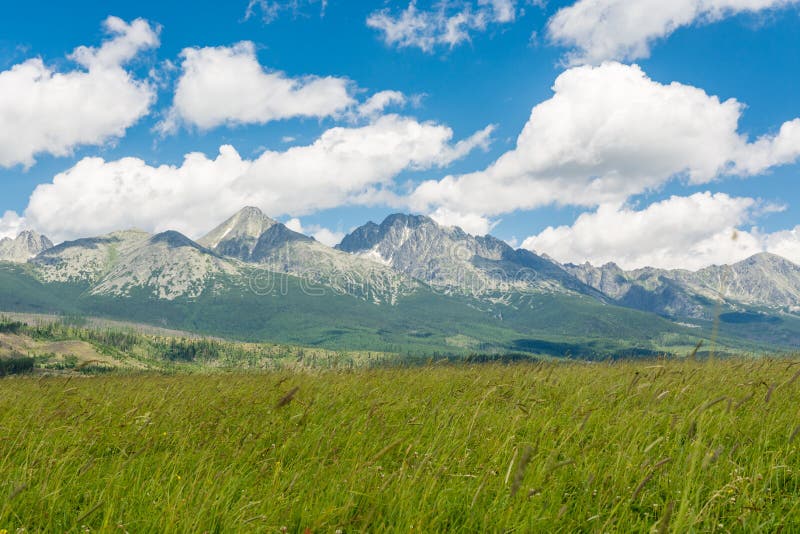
[520,192,798,270]
[357,90,408,118]
[19,115,492,242]
[765,226,800,263]
[548,0,800,64]
[284,217,344,246]
[367,0,519,52]
[0,211,25,240]
[428,207,496,236]
[0,16,159,168]
[159,41,354,133]
[410,62,800,221]
[734,118,800,175]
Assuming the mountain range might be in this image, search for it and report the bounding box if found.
[1,206,798,358]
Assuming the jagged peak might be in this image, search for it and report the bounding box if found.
[238,205,266,216]
[0,229,55,262]
[198,206,278,250]
[600,261,622,271]
[16,229,42,239]
[380,213,436,229]
[230,205,276,224]
[6,229,53,246]
[738,252,797,267]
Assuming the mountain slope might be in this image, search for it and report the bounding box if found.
[32,230,240,300]
[0,259,736,357]
[197,206,279,259]
[337,214,603,299]
[686,253,800,311]
[0,231,53,263]
[32,230,152,284]
[564,252,800,319]
[201,207,417,304]
[92,231,240,300]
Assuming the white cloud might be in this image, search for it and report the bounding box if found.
[481,0,517,22]
[245,0,327,24]
[0,16,158,168]
[765,226,800,263]
[20,115,492,242]
[548,0,800,64]
[159,41,354,133]
[367,1,518,52]
[0,211,25,240]
[410,62,800,220]
[734,118,800,175]
[519,192,796,270]
[312,227,346,247]
[284,217,344,246]
[428,207,496,235]
[357,90,408,118]
[283,218,304,233]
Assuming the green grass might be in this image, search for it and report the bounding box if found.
[2,358,800,532]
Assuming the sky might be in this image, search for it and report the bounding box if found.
[0,0,799,270]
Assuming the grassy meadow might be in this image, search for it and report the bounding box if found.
[2,357,800,532]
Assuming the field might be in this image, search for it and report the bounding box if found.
[2,357,800,532]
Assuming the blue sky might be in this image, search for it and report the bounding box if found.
[0,0,799,270]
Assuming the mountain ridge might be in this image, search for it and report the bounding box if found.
[563,251,800,319]
[0,207,798,355]
[337,212,606,300]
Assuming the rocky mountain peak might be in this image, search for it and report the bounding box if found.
[0,230,54,263]
[690,252,800,308]
[198,206,279,259]
[336,212,599,298]
[737,252,791,268]
[382,213,436,229]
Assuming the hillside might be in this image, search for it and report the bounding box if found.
[564,253,800,320]
[0,315,401,374]
[0,207,798,357]
[338,213,603,299]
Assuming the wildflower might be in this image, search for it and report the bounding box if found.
[1,529,8,534]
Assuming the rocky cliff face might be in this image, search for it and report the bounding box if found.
[0,231,53,262]
[338,213,602,299]
[563,252,800,318]
[200,207,418,304]
[33,230,152,284]
[197,206,279,260]
[32,229,238,300]
[682,253,800,311]
[91,231,240,300]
